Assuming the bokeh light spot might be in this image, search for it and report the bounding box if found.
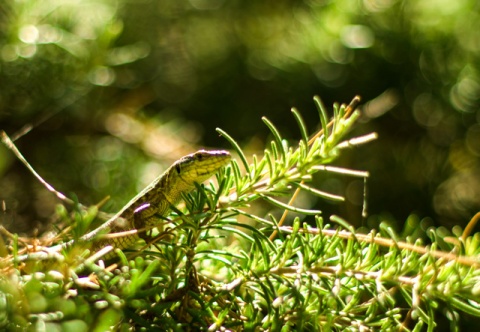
[19,25,39,44]
[1,45,18,62]
[413,93,443,127]
[89,66,115,86]
[341,25,374,49]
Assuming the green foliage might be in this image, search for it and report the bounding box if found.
[2,1,480,329]
[2,0,480,233]
[1,97,480,331]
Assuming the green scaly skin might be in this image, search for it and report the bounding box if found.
[82,150,231,255]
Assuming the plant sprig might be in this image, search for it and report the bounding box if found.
[2,96,480,331]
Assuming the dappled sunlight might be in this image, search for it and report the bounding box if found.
[1,1,480,328]
[1,0,479,255]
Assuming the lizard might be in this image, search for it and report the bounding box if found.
[58,149,231,258]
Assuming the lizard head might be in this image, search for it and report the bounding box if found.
[173,150,231,189]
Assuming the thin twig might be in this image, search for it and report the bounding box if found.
[462,211,480,243]
[1,131,71,203]
[279,226,480,267]
[1,130,111,219]
[269,96,361,241]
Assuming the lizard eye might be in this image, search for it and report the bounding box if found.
[175,164,181,174]
[196,154,203,160]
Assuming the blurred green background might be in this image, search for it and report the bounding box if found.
[1,0,479,237]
